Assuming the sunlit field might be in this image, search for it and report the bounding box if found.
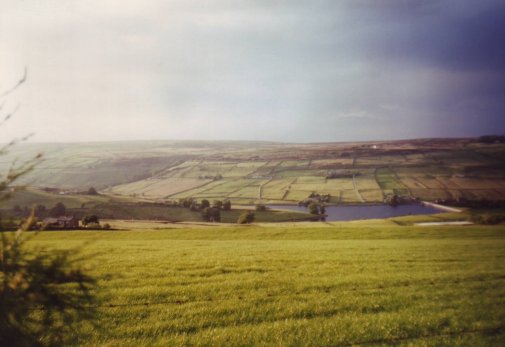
[4,141,505,206]
[28,221,505,346]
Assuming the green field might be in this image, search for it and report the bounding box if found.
[3,139,505,205]
[22,222,505,345]
[0,187,316,224]
[102,141,505,205]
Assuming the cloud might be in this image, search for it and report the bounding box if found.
[350,0,505,71]
[1,0,504,143]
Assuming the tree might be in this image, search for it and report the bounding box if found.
[179,197,194,208]
[0,69,40,203]
[189,201,199,211]
[49,202,66,217]
[201,207,221,222]
[87,187,98,195]
[213,200,223,209]
[320,205,326,215]
[308,202,319,215]
[255,203,267,211]
[237,211,255,224]
[0,71,96,345]
[385,194,399,207]
[35,204,46,217]
[81,214,99,226]
[201,207,210,221]
[1,222,96,345]
[210,208,221,222]
[201,199,210,209]
[222,200,231,211]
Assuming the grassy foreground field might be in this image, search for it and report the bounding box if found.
[27,221,505,346]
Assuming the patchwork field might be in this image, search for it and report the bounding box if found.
[24,222,505,345]
[4,139,505,205]
[109,178,211,198]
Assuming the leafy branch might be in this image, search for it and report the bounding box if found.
[0,69,97,346]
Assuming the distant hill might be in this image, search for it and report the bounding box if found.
[1,138,504,205]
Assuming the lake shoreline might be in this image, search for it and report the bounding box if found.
[267,202,445,222]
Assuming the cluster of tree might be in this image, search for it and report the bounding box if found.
[87,187,98,195]
[470,213,505,225]
[308,202,326,216]
[9,203,114,230]
[81,214,109,229]
[326,170,360,179]
[384,194,400,207]
[12,205,33,217]
[50,202,67,217]
[298,193,331,206]
[478,135,505,144]
[309,192,331,202]
[255,204,267,211]
[13,202,69,218]
[201,207,221,222]
[198,174,223,180]
[384,194,418,206]
[12,204,50,218]
[178,197,196,208]
[237,211,255,224]
[178,198,231,210]
[177,198,232,222]
[434,197,505,209]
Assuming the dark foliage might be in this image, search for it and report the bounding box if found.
[49,203,66,218]
[478,135,505,144]
[0,71,97,345]
[81,215,99,226]
[0,223,96,346]
[237,211,255,224]
[435,198,505,209]
[87,187,98,195]
[308,203,320,215]
[222,200,231,211]
[202,207,221,222]
[255,204,267,211]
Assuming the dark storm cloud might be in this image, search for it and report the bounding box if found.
[1,0,504,142]
[324,0,505,137]
[356,0,505,71]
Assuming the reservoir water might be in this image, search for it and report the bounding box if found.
[268,203,442,222]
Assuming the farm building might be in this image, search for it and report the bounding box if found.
[42,216,80,229]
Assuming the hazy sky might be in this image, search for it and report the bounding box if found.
[1,0,504,143]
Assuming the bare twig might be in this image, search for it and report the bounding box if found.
[0,104,20,127]
[0,67,27,99]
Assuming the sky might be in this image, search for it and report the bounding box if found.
[1,0,504,143]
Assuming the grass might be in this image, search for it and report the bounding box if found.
[375,168,406,190]
[0,187,132,209]
[359,189,384,202]
[4,140,505,204]
[109,178,211,198]
[278,160,310,168]
[67,205,313,224]
[410,188,452,201]
[0,187,313,223]
[261,179,293,200]
[310,158,353,168]
[22,221,505,346]
[169,180,228,199]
